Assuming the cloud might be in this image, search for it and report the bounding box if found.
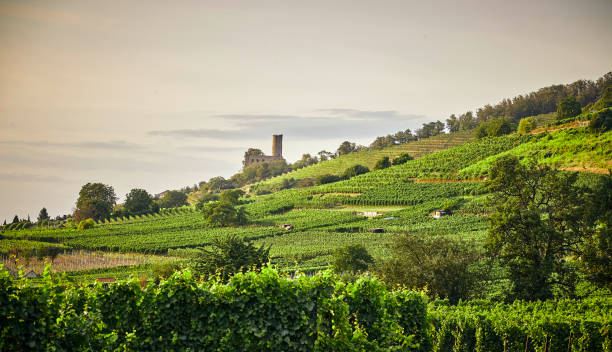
[0,173,67,183]
[149,129,247,139]
[149,108,431,141]
[0,140,144,150]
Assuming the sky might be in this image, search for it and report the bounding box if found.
[0,0,611,221]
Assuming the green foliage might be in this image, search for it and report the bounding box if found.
[378,234,484,304]
[152,261,182,279]
[332,244,374,273]
[191,235,270,281]
[315,174,341,185]
[486,156,592,300]
[429,297,612,352]
[337,140,359,155]
[37,207,49,222]
[373,156,391,170]
[590,85,612,111]
[342,164,370,179]
[392,153,413,165]
[195,192,219,210]
[75,182,117,222]
[124,188,156,215]
[202,190,248,227]
[77,218,95,230]
[517,116,535,134]
[579,173,612,291]
[589,108,612,133]
[157,190,188,208]
[0,267,433,351]
[475,117,514,139]
[557,96,582,120]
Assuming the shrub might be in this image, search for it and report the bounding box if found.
[557,96,581,120]
[589,108,612,133]
[77,218,95,230]
[373,156,391,170]
[191,235,270,281]
[332,244,374,273]
[392,153,413,165]
[378,234,485,304]
[517,117,535,134]
[315,174,342,185]
[342,164,370,179]
[475,118,514,139]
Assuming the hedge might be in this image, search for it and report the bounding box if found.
[0,267,428,351]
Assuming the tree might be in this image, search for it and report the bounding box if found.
[124,189,156,215]
[378,234,484,304]
[158,190,188,208]
[486,156,590,300]
[373,156,391,170]
[579,173,612,291]
[75,183,117,221]
[191,235,270,281]
[336,141,357,156]
[591,85,612,111]
[317,150,334,161]
[475,118,514,139]
[37,208,50,222]
[332,244,374,273]
[557,96,582,120]
[589,108,612,133]
[342,164,369,179]
[12,215,19,224]
[392,153,413,165]
[315,174,342,185]
[202,190,247,227]
[517,117,535,134]
[446,114,460,132]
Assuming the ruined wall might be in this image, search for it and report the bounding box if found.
[243,134,285,168]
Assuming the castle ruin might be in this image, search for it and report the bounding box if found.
[243,134,285,167]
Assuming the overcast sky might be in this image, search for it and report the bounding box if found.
[1,0,611,221]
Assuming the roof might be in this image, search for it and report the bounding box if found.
[96,278,116,283]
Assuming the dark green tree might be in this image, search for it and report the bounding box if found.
[202,189,247,227]
[191,235,270,281]
[124,188,155,215]
[378,234,484,304]
[37,208,49,222]
[373,156,391,170]
[158,190,188,208]
[315,174,341,185]
[486,156,589,300]
[556,96,582,120]
[589,108,612,133]
[579,173,612,291]
[342,164,369,179]
[75,183,117,221]
[12,215,19,224]
[332,244,374,273]
[392,153,413,165]
[336,141,357,156]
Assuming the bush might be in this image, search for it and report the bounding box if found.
[77,218,95,230]
[332,244,374,273]
[557,96,581,120]
[152,262,182,279]
[378,234,485,304]
[342,164,370,179]
[589,108,612,133]
[517,117,535,134]
[475,118,514,139]
[157,190,188,208]
[315,174,342,185]
[0,267,431,351]
[392,153,413,165]
[373,156,391,170]
[191,235,270,281]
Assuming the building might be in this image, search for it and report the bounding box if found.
[243,134,285,167]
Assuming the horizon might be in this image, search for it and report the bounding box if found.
[1,0,612,221]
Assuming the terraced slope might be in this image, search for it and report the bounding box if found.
[250,130,474,190]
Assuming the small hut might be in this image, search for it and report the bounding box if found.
[432,210,447,218]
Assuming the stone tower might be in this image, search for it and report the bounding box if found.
[272,134,283,157]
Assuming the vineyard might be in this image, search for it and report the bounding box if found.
[250,130,475,190]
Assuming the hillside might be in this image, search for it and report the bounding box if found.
[3,121,610,276]
[250,129,474,191]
